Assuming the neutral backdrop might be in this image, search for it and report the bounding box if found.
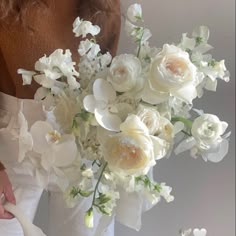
[34,0,235,235]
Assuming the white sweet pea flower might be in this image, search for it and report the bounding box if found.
[82,168,94,178]
[159,183,174,203]
[142,44,202,104]
[17,69,36,85]
[73,17,100,38]
[193,229,207,236]
[78,39,101,60]
[108,54,143,93]
[83,79,122,132]
[34,49,80,90]
[192,26,210,45]
[127,4,142,23]
[180,229,192,236]
[199,60,230,92]
[101,115,168,176]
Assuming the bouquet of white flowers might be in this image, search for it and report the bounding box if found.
[18,3,230,232]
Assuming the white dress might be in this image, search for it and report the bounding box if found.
[0,91,114,236]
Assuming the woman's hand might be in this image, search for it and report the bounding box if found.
[0,170,16,219]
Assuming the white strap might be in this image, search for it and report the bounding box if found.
[4,203,47,236]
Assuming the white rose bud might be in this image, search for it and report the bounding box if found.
[136,105,161,135]
[108,54,142,93]
[84,208,94,228]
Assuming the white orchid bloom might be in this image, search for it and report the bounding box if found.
[83,79,123,132]
[30,121,77,171]
[18,112,33,163]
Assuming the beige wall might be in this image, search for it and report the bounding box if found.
[35,1,235,235]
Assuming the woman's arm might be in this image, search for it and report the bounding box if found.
[0,162,16,219]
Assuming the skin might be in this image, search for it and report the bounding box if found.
[0,0,121,219]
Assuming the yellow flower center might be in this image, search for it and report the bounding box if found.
[166,57,188,77]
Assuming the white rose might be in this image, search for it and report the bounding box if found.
[136,105,161,135]
[191,114,228,148]
[108,54,143,93]
[102,115,168,176]
[143,44,200,104]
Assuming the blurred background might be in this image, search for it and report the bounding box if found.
[35,0,235,235]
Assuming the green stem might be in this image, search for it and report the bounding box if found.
[171,116,193,128]
[137,30,144,58]
[181,130,192,137]
[92,162,108,206]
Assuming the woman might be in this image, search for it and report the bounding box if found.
[0,0,121,235]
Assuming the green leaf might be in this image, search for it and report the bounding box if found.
[79,190,94,198]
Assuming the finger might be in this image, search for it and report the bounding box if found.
[5,186,16,205]
[1,211,14,219]
[0,205,14,219]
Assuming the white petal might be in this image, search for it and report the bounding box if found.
[173,121,185,135]
[221,121,228,134]
[17,69,35,85]
[41,149,55,171]
[206,139,229,163]
[175,137,196,155]
[172,84,197,104]
[83,95,97,113]
[93,79,116,102]
[34,74,55,88]
[53,135,77,167]
[142,81,169,105]
[151,136,169,160]
[67,76,80,90]
[30,121,53,153]
[95,108,121,132]
[34,87,49,101]
[120,114,149,134]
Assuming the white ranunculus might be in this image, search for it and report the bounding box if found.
[143,44,200,104]
[101,115,168,176]
[108,54,143,93]
[73,17,100,38]
[191,114,228,148]
[136,105,161,135]
[176,113,230,163]
[127,4,142,23]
